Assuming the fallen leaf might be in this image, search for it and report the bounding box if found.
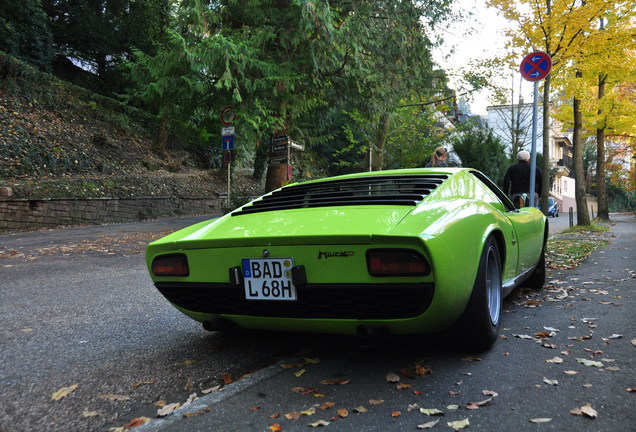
[221,373,233,384]
[184,376,193,391]
[447,405,460,410]
[605,334,622,339]
[542,377,559,386]
[461,357,482,362]
[132,379,157,388]
[576,358,604,368]
[183,408,211,418]
[369,399,384,405]
[285,412,301,420]
[391,411,401,417]
[270,413,281,419]
[291,387,318,394]
[321,402,334,410]
[514,334,535,340]
[447,418,470,430]
[416,364,432,376]
[301,407,316,416]
[543,326,560,332]
[631,339,636,347]
[563,370,578,375]
[201,385,221,394]
[82,411,99,418]
[546,356,564,364]
[582,383,593,388]
[250,406,261,411]
[530,418,552,423]
[535,332,551,339]
[101,394,130,401]
[466,397,493,410]
[420,408,444,416]
[51,384,78,401]
[123,417,151,429]
[269,424,283,431]
[157,403,181,417]
[184,393,198,405]
[153,400,167,407]
[417,419,440,429]
[294,369,306,377]
[570,403,597,419]
[396,383,412,390]
[400,368,416,379]
[407,403,420,412]
[385,372,400,383]
[337,408,348,418]
[353,406,367,413]
[320,379,350,385]
[413,390,423,395]
[308,420,330,427]
[482,390,498,397]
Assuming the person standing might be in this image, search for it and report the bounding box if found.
[425,147,448,167]
[502,150,542,208]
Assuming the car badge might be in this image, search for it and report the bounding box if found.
[318,251,354,259]
[262,249,270,257]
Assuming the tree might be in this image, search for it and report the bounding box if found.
[43,0,171,95]
[550,3,636,221]
[451,124,509,186]
[487,0,617,225]
[0,0,53,71]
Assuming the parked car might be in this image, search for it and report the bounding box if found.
[146,168,547,349]
[547,196,559,217]
[535,196,559,217]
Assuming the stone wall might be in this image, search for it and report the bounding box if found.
[0,195,226,231]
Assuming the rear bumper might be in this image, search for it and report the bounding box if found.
[155,281,434,320]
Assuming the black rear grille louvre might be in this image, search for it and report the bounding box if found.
[233,174,448,216]
[156,282,434,320]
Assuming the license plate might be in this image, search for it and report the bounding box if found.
[242,258,296,301]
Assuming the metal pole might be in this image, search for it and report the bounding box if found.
[227,158,231,206]
[529,81,539,208]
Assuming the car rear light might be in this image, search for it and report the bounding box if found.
[366,249,430,276]
[152,254,189,277]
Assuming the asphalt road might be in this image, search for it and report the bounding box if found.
[1,213,633,432]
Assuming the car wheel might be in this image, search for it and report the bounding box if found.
[525,245,546,289]
[455,236,502,350]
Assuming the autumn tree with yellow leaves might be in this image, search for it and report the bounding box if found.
[487,0,635,225]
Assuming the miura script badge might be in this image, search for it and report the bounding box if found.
[318,250,354,259]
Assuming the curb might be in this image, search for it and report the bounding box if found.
[135,360,290,432]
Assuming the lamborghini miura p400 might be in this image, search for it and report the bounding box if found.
[147,168,547,349]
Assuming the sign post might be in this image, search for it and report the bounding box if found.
[220,106,236,206]
[520,51,552,208]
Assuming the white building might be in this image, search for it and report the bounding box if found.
[486,102,577,213]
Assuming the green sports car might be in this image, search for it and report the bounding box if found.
[146,168,547,349]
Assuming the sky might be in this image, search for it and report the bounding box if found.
[431,0,533,115]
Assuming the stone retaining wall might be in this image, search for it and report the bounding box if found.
[0,195,226,231]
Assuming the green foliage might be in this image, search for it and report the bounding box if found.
[0,0,53,71]
[607,180,635,212]
[451,124,509,185]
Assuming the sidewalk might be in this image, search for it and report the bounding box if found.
[135,213,635,432]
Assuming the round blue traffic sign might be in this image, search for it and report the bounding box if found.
[520,51,552,82]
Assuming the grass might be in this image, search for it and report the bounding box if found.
[546,222,611,269]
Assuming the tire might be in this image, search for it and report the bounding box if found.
[455,236,502,350]
[525,245,546,290]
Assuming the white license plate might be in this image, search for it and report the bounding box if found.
[242,258,296,301]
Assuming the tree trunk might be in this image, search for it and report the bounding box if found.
[373,113,391,170]
[573,71,590,225]
[596,73,609,220]
[540,75,551,215]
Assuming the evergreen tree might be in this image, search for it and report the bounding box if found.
[0,0,53,71]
